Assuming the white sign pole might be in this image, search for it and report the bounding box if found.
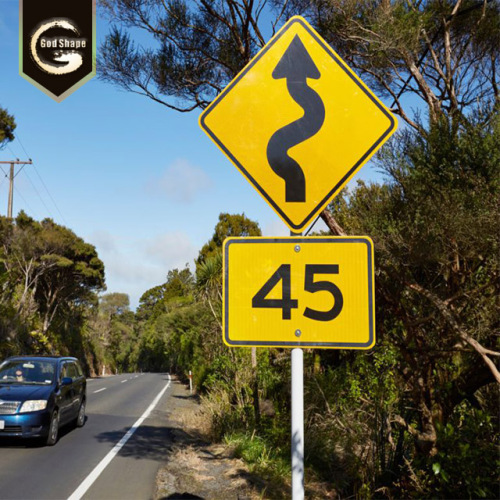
[291,347,304,499]
[290,230,305,500]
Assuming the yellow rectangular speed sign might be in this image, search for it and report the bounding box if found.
[223,237,375,348]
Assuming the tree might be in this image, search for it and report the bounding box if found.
[324,113,499,493]
[0,212,107,363]
[0,107,16,149]
[99,292,130,317]
[195,212,262,423]
[2,213,105,337]
[137,266,194,324]
[99,2,500,494]
[196,212,261,266]
[163,266,194,302]
[99,0,284,111]
[136,283,168,322]
[98,2,349,233]
[285,0,500,131]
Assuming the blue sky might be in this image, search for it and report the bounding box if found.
[0,1,390,309]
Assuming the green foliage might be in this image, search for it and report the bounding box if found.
[0,212,109,374]
[196,213,261,267]
[0,106,16,148]
[136,283,168,322]
[99,0,269,111]
[100,293,130,316]
[224,432,289,496]
[94,0,500,490]
[320,114,499,496]
[424,405,499,499]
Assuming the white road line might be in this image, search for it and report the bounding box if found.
[93,388,106,394]
[121,380,127,383]
[68,374,172,500]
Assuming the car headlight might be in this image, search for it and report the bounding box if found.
[19,400,48,413]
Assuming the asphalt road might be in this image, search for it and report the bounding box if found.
[0,372,174,500]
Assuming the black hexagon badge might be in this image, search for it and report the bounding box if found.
[20,0,95,102]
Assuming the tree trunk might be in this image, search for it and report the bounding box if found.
[320,210,346,236]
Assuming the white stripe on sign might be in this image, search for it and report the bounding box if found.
[93,388,106,394]
[67,374,172,500]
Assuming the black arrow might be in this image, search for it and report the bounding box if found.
[267,34,325,203]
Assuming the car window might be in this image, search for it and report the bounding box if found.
[60,363,69,381]
[66,362,79,379]
[0,360,55,384]
[75,361,84,378]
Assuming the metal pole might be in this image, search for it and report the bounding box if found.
[7,162,14,218]
[290,229,304,500]
[291,347,304,499]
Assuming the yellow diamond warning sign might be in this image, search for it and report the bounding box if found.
[200,16,397,231]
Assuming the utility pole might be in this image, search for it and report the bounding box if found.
[0,160,33,218]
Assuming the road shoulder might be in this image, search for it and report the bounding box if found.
[154,378,266,500]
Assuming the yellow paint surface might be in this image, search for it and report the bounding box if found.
[223,237,375,348]
[200,16,397,231]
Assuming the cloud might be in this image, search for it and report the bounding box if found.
[144,232,197,270]
[88,230,198,309]
[89,230,119,253]
[148,158,212,203]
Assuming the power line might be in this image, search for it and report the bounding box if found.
[0,166,8,190]
[32,163,68,226]
[6,143,18,158]
[13,184,38,219]
[12,133,69,226]
[14,135,31,160]
[22,168,55,219]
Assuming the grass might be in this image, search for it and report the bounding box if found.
[224,431,290,498]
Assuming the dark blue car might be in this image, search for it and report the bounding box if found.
[0,356,86,445]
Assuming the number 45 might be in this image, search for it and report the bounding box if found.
[252,264,343,321]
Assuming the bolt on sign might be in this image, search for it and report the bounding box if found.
[200,16,397,232]
[223,237,375,348]
[19,0,96,102]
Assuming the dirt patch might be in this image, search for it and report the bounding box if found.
[155,378,337,499]
[154,379,266,500]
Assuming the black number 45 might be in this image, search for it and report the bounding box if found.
[251,264,343,321]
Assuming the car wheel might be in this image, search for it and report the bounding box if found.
[46,409,59,446]
[76,399,86,428]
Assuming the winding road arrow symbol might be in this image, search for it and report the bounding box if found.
[267,35,325,203]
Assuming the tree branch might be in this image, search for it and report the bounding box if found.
[407,282,500,383]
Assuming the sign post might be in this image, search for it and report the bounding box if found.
[291,347,304,499]
[199,15,398,499]
[223,236,375,499]
[291,231,304,500]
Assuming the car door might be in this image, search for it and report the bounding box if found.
[56,362,74,424]
[66,362,83,419]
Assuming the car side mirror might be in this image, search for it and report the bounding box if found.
[61,377,73,386]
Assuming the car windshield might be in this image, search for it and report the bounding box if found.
[0,360,55,385]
